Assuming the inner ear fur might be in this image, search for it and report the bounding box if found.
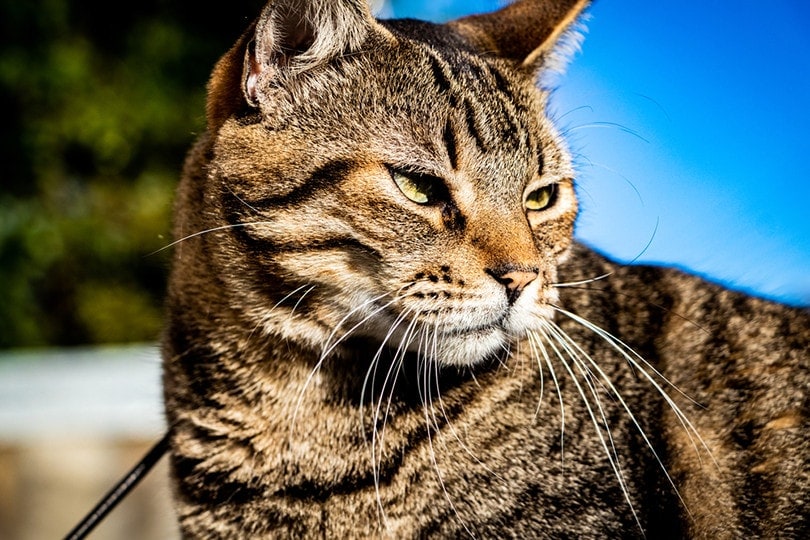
[449,0,591,70]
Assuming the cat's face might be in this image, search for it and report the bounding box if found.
[199,4,580,367]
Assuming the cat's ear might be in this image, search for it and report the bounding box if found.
[206,0,376,130]
[449,0,591,75]
[244,0,375,105]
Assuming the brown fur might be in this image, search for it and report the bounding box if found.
[162,0,810,537]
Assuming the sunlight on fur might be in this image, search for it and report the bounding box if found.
[160,0,810,537]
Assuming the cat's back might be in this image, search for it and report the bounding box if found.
[559,245,810,537]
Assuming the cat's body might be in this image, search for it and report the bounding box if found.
[162,0,809,537]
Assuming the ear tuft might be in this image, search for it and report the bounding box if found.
[449,0,591,80]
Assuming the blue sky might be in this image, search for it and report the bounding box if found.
[381,0,810,306]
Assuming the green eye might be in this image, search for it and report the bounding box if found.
[392,171,434,204]
[525,184,557,211]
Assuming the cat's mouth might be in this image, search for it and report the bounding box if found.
[343,289,553,367]
[440,317,505,338]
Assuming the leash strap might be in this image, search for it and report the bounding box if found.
[63,432,170,540]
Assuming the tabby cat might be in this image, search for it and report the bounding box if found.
[162,0,809,537]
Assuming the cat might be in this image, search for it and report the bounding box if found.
[161,0,810,537]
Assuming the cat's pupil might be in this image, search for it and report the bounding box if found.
[525,184,557,211]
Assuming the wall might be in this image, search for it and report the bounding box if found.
[0,345,178,539]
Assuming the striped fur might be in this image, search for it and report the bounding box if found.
[163,1,810,537]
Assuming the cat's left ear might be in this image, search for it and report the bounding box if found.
[449,0,591,76]
[244,0,378,105]
[206,0,381,131]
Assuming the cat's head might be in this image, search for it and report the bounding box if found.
[183,0,589,366]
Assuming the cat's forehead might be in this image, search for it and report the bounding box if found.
[354,29,551,186]
[250,19,564,193]
[373,19,541,108]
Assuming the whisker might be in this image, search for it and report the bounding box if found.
[373,312,419,459]
[553,273,612,288]
[556,104,594,121]
[288,284,316,319]
[431,339,506,485]
[371,308,421,526]
[224,183,262,214]
[625,216,659,265]
[556,286,711,337]
[574,158,645,207]
[543,318,696,519]
[289,290,403,449]
[321,290,403,360]
[247,284,314,341]
[542,325,631,473]
[418,322,474,538]
[564,121,650,144]
[527,331,566,462]
[551,305,712,464]
[525,332,546,418]
[147,222,273,256]
[360,305,415,439]
[360,306,416,533]
[534,326,643,530]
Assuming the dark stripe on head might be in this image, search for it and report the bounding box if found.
[537,147,545,176]
[496,111,520,150]
[484,63,527,151]
[427,51,461,108]
[463,98,489,153]
[227,159,355,211]
[444,118,459,170]
[488,64,512,97]
[428,54,452,94]
[228,220,384,270]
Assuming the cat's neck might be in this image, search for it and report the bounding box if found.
[169,311,523,486]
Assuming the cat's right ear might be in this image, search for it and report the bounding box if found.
[450,0,591,79]
[206,0,378,131]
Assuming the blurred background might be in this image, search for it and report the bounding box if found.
[0,0,807,538]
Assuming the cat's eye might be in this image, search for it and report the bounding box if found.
[391,170,437,205]
[524,184,557,212]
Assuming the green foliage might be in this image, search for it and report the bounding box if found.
[0,0,264,347]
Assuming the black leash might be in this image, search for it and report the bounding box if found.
[63,431,170,540]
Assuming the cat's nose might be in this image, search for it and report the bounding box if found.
[487,266,539,303]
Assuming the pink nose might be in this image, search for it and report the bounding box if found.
[499,270,538,292]
[487,267,539,303]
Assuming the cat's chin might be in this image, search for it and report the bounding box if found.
[419,327,509,367]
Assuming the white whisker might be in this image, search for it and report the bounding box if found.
[527,331,566,462]
[553,273,613,288]
[525,333,546,418]
[288,284,316,319]
[431,336,505,485]
[534,325,642,530]
[251,284,314,336]
[418,321,474,539]
[224,183,262,214]
[289,290,403,450]
[148,222,273,255]
[543,317,696,520]
[370,307,421,530]
[551,305,713,465]
[321,290,402,360]
[360,304,415,439]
